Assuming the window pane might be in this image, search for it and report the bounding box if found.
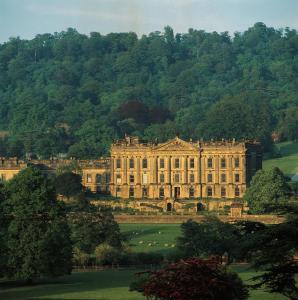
[207,187,212,197]
[160,158,164,168]
[130,175,134,183]
[235,157,240,168]
[189,173,194,183]
[116,174,121,184]
[221,173,226,182]
[235,174,240,182]
[142,158,147,169]
[129,158,134,169]
[221,158,226,168]
[160,173,165,183]
[159,188,164,198]
[190,158,195,168]
[221,187,226,197]
[207,158,213,168]
[175,158,180,168]
[116,159,121,168]
[142,173,148,184]
[207,173,212,183]
[174,174,180,183]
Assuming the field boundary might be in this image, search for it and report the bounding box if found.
[115,214,284,224]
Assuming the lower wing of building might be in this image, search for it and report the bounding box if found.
[0,136,262,201]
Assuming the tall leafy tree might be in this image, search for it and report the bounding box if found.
[5,167,72,282]
[244,167,291,213]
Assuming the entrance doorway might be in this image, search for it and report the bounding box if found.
[174,187,180,199]
[197,203,204,212]
[167,202,172,212]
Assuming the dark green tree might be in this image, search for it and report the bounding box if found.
[69,195,123,254]
[55,171,82,200]
[177,217,238,259]
[0,182,8,277]
[5,167,73,281]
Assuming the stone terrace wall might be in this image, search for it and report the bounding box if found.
[114,214,285,224]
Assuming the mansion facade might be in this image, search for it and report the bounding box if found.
[0,136,262,206]
[110,136,262,200]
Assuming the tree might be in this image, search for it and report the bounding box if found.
[244,167,291,213]
[177,218,238,260]
[130,257,249,300]
[0,182,8,277]
[55,171,82,200]
[5,167,73,281]
[241,203,298,300]
[69,196,123,254]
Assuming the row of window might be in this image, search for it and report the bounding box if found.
[115,173,240,184]
[122,186,241,198]
[116,157,240,169]
[86,174,109,183]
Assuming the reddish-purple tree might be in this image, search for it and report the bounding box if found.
[130,257,248,300]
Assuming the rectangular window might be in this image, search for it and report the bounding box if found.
[129,158,134,169]
[129,187,134,198]
[174,174,180,183]
[116,158,121,169]
[160,158,165,168]
[142,173,148,184]
[235,157,240,168]
[207,173,213,183]
[221,187,226,197]
[129,175,134,184]
[142,188,148,198]
[159,188,164,198]
[175,158,180,168]
[160,173,165,183]
[235,173,240,183]
[189,173,195,183]
[221,173,226,183]
[189,187,194,197]
[221,158,226,168]
[142,158,147,169]
[96,174,101,183]
[235,187,240,197]
[207,158,213,168]
[87,174,92,183]
[190,158,195,169]
[207,187,213,197]
[116,174,121,184]
[116,186,121,193]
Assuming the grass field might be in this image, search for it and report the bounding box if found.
[263,141,298,179]
[120,223,181,254]
[0,267,287,300]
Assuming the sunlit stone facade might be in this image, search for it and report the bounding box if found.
[110,136,262,200]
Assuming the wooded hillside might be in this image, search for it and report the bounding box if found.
[0,23,297,158]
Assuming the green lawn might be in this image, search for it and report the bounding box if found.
[120,223,181,255]
[0,267,287,300]
[263,141,298,179]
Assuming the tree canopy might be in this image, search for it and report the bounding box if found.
[0,23,297,158]
[244,167,291,213]
[4,167,73,281]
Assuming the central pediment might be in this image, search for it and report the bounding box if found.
[154,137,197,151]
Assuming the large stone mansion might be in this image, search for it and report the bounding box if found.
[0,136,262,211]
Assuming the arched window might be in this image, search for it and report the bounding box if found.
[221,187,226,197]
[142,158,147,169]
[235,186,240,197]
[207,186,213,197]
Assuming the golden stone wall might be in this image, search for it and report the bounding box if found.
[110,136,262,201]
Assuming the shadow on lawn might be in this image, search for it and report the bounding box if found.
[0,270,141,300]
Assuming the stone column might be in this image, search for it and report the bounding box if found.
[183,156,187,184]
[167,156,171,184]
[122,157,127,184]
[136,156,141,184]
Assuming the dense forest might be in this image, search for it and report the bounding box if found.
[0,22,297,159]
